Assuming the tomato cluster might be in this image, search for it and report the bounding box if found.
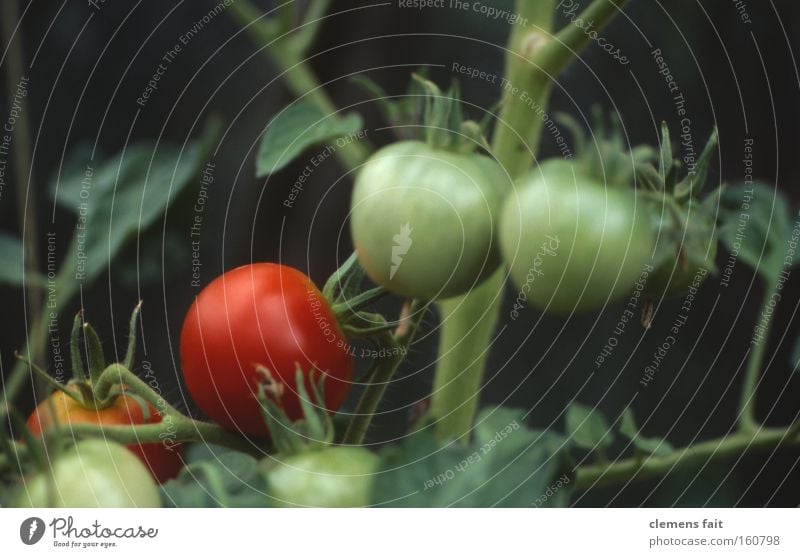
[351,127,718,312]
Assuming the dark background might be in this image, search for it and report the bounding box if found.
[1,0,799,506]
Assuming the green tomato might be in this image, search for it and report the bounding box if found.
[350,141,511,300]
[14,440,162,508]
[264,447,378,508]
[500,159,656,313]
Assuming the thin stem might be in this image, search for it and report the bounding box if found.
[537,0,630,75]
[575,427,800,490]
[739,272,781,432]
[51,419,255,455]
[293,0,332,55]
[1,0,46,407]
[226,0,368,172]
[1,0,40,313]
[342,302,425,445]
[93,363,182,418]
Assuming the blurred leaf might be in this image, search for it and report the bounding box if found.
[719,181,796,280]
[0,233,46,287]
[618,408,673,457]
[161,448,268,508]
[371,407,569,507]
[0,233,25,286]
[51,118,221,291]
[566,402,614,450]
[255,102,363,177]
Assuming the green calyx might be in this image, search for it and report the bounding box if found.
[255,365,336,455]
[554,107,657,188]
[18,303,145,412]
[636,125,721,297]
[412,74,491,155]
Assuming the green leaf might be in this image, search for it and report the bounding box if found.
[719,181,796,279]
[566,402,614,450]
[370,407,570,507]
[0,233,25,286]
[255,101,363,177]
[52,119,221,290]
[618,408,673,457]
[161,447,268,508]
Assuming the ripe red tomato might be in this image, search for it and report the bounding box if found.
[27,390,184,484]
[179,263,353,436]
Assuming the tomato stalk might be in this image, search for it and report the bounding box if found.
[430,0,632,442]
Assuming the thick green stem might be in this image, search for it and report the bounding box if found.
[738,272,779,432]
[575,427,800,490]
[431,0,631,443]
[429,1,555,443]
[430,275,506,442]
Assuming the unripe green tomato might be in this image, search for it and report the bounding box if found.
[499,159,655,313]
[350,141,511,300]
[14,440,162,507]
[264,447,378,508]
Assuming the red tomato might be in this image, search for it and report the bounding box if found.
[179,263,353,436]
[27,390,184,484]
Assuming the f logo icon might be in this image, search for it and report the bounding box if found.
[20,517,45,545]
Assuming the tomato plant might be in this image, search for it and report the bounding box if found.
[180,263,353,436]
[27,390,183,484]
[351,140,511,300]
[500,159,655,313]
[1,0,798,517]
[14,440,161,508]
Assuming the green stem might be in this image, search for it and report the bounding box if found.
[51,419,254,454]
[342,302,426,445]
[537,0,629,76]
[1,0,40,313]
[429,0,555,443]
[227,0,369,172]
[430,0,631,443]
[430,275,506,442]
[1,0,47,406]
[575,427,800,490]
[739,271,781,432]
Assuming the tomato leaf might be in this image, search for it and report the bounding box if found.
[370,407,570,507]
[255,101,363,177]
[565,402,614,450]
[51,118,221,294]
[618,408,673,457]
[718,181,797,280]
[161,447,268,508]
